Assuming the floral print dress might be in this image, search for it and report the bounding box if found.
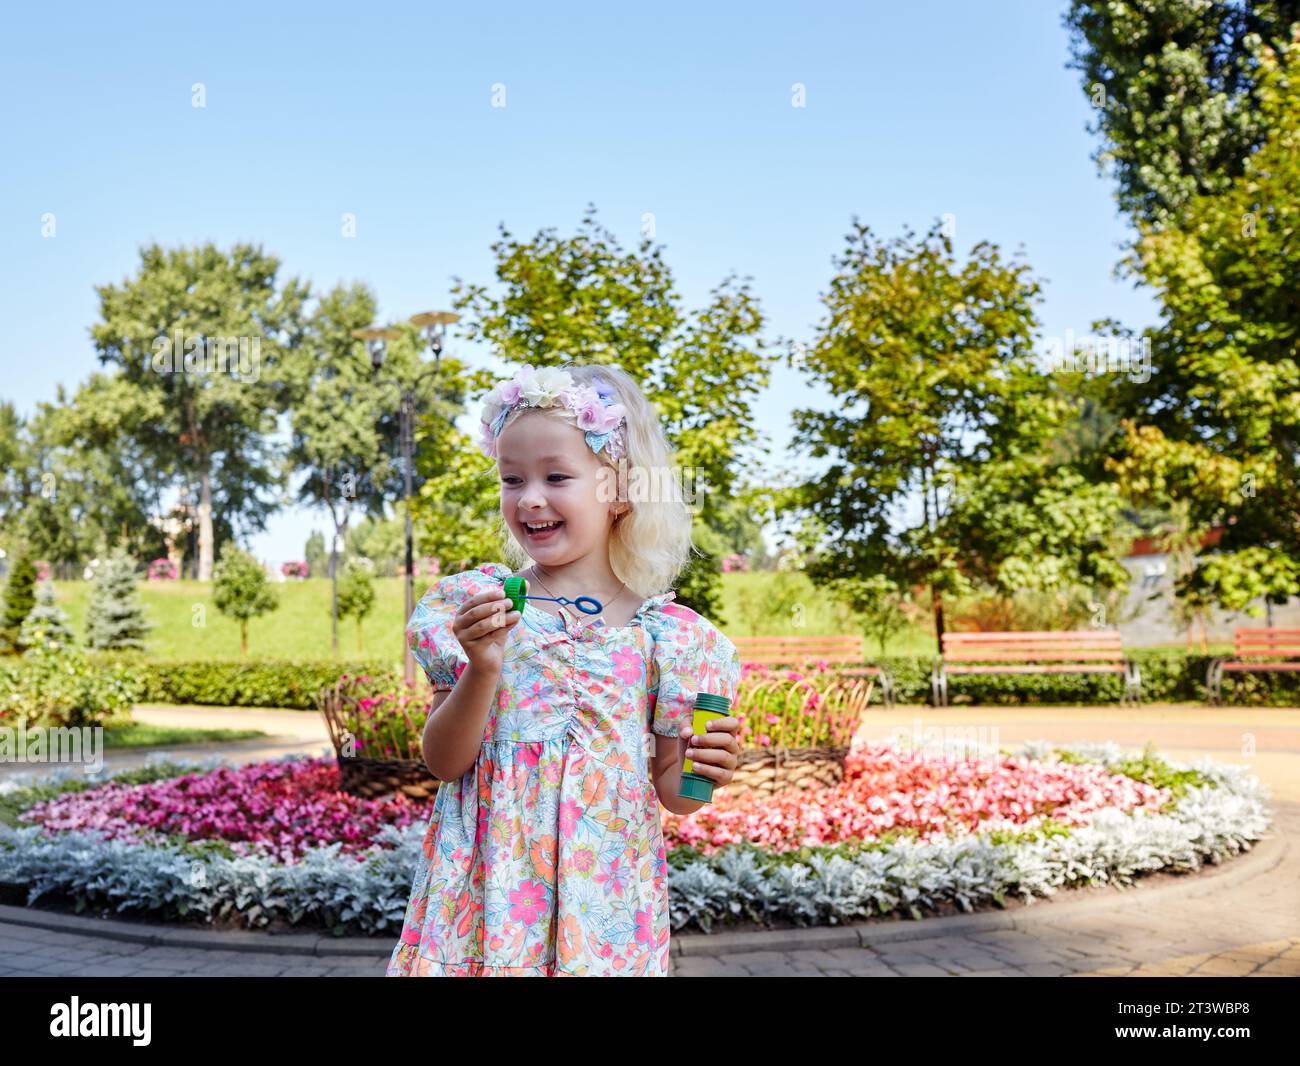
[386,562,741,977]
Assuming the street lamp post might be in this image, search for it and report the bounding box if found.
[353,311,460,687]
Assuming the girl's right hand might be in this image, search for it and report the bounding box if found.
[452,589,522,672]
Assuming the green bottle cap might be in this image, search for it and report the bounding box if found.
[503,576,527,615]
[693,692,731,713]
[679,772,715,802]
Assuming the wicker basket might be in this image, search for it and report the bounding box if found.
[719,674,871,800]
[727,745,849,799]
[317,678,441,802]
[338,756,440,802]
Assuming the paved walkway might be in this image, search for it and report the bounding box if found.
[1,703,1297,976]
[0,705,333,786]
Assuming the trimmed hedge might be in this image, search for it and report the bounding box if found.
[49,646,1300,712]
[86,654,401,710]
[858,649,1300,706]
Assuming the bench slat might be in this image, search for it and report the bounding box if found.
[943,631,1121,642]
[734,637,861,645]
[946,664,1125,675]
[944,650,1125,662]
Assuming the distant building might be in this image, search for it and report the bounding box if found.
[1116,527,1298,646]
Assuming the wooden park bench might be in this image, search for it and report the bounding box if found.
[1207,628,1300,705]
[733,635,896,707]
[931,630,1141,706]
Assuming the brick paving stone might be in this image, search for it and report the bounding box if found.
[890,963,957,977]
[670,957,752,977]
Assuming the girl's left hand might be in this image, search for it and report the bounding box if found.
[678,717,741,789]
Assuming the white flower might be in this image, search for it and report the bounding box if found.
[521,367,573,406]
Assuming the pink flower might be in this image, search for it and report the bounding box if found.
[494,366,534,406]
[19,757,431,864]
[660,743,1172,857]
[611,647,642,685]
[509,880,549,925]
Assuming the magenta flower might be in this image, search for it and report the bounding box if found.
[20,757,431,864]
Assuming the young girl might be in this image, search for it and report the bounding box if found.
[385,361,742,978]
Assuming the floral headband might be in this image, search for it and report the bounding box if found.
[479,364,628,460]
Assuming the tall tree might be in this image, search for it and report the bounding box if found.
[450,203,773,620]
[0,547,38,654]
[284,284,468,650]
[0,401,24,548]
[90,242,309,580]
[18,375,170,568]
[304,530,327,577]
[1064,0,1300,228]
[1102,36,1300,612]
[790,220,1130,649]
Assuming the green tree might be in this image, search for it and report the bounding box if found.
[304,530,327,577]
[344,514,404,576]
[284,284,471,649]
[790,220,1129,651]
[0,548,38,653]
[713,489,771,567]
[19,580,76,653]
[410,416,509,577]
[449,204,774,622]
[835,574,912,657]
[1103,38,1300,613]
[16,375,171,569]
[335,557,377,651]
[1064,0,1300,228]
[0,401,27,548]
[212,544,279,656]
[90,242,309,581]
[86,552,153,651]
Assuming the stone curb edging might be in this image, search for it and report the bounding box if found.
[0,902,391,957]
[0,828,1282,960]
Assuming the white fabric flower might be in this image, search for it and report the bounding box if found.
[521,367,573,406]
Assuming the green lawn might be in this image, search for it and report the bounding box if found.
[103,724,267,747]
[46,571,934,661]
[52,576,420,661]
[21,723,267,748]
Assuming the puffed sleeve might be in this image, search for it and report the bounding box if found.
[406,574,472,692]
[647,603,741,738]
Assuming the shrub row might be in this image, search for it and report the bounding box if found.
[86,654,401,710]
[858,649,1300,706]
[0,646,1286,714]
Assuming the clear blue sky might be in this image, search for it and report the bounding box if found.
[0,0,1157,567]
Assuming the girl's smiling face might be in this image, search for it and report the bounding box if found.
[496,410,623,563]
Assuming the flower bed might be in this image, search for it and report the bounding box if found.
[662,742,1175,854]
[15,757,429,864]
[0,739,1273,936]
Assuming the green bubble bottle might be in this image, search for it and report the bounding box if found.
[678,692,731,803]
